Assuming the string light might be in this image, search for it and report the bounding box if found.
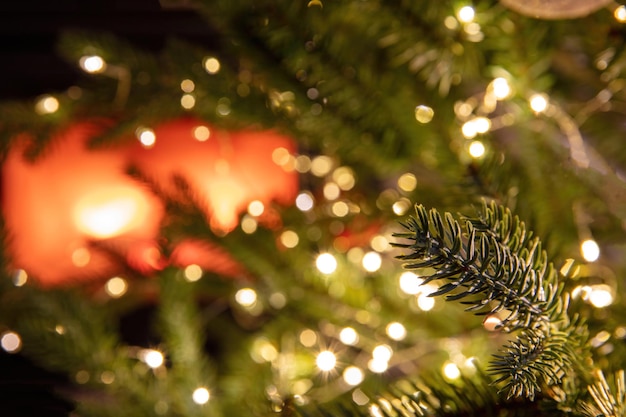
[316,350,337,371]
[443,362,461,380]
[247,200,265,216]
[279,230,299,248]
[193,125,211,142]
[79,55,106,74]
[415,105,435,123]
[339,327,359,345]
[180,79,195,93]
[417,293,435,311]
[588,285,613,308]
[615,5,626,22]
[316,253,338,274]
[362,251,382,272]
[181,94,196,110]
[399,271,423,295]
[136,127,156,148]
[105,277,128,298]
[12,269,28,287]
[241,216,258,234]
[372,344,393,362]
[1,331,22,353]
[491,77,511,100]
[310,155,334,177]
[295,192,314,211]
[343,366,364,386]
[35,95,59,114]
[235,288,257,307]
[203,57,221,74]
[529,94,548,113]
[457,6,475,23]
[140,349,165,369]
[324,182,341,200]
[397,173,417,192]
[468,140,486,158]
[385,322,407,341]
[299,329,317,347]
[333,167,356,190]
[581,239,600,262]
[184,264,203,282]
[192,387,210,405]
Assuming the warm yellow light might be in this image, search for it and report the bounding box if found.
[192,387,210,404]
[13,269,28,287]
[333,167,356,190]
[343,366,364,386]
[203,57,221,74]
[316,350,337,371]
[71,247,91,267]
[323,182,341,200]
[193,125,211,142]
[235,288,257,307]
[140,349,164,369]
[181,94,196,110]
[299,329,317,347]
[184,264,203,282]
[35,95,59,115]
[136,127,156,148]
[372,344,393,362]
[362,251,382,272]
[588,285,614,308]
[468,141,486,158]
[311,155,334,177]
[280,230,299,248]
[74,186,149,239]
[443,362,461,380]
[1,331,21,353]
[105,277,128,298]
[316,253,338,274]
[368,358,389,373]
[415,105,434,123]
[399,271,423,295]
[473,117,491,134]
[581,239,600,262]
[417,293,435,311]
[397,173,417,192]
[295,192,314,211]
[180,79,195,93]
[386,322,407,341]
[247,200,265,217]
[370,235,389,252]
[392,199,411,215]
[461,120,477,139]
[79,55,106,73]
[331,201,350,217]
[241,215,258,234]
[295,155,312,173]
[529,94,548,113]
[339,327,359,345]
[457,6,475,23]
[615,5,626,22]
[491,77,511,100]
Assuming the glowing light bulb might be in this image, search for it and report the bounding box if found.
[1,331,21,353]
[316,350,337,371]
[458,6,475,23]
[581,239,600,262]
[372,344,393,362]
[339,327,359,345]
[417,293,435,311]
[180,79,195,93]
[74,186,149,239]
[529,94,548,113]
[399,271,423,295]
[193,125,211,142]
[192,387,210,404]
[235,288,257,307]
[203,57,221,74]
[415,105,434,123]
[468,141,486,158]
[295,192,314,211]
[343,366,364,386]
[362,251,382,272]
[443,362,461,380]
[615,5,626,22]
[473,117,491,134]
[461,120,477,139]
[35,95,59,114]
[136,127,156,148]
[589,285,613,308]
[316,253,337,274]
[105,277,128,298]
[491,77,511,100]
[247,200,265,217]
[140,349,164,369]
[79,55,106,73]
[184,264,203,282]
[386,322,407,341]
[368,358,389,373]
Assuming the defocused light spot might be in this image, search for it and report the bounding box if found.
[343,366,364,386]
[192,387,210,404]
[181,94,196,110]
[370,235,389,252]
[417,293,435,311]
[72,247,91,267]
[399,271,423,295]
[184,264,203,282]
[368,358,389,373]
[333,167,356,190]
[180,79,195,93]
[397,173,417,192]
[203,57,221,74]
[100,371,115,384]
[299,329,317,347]
[443,362,461,380]
[316,253,337,274]
[615,5,626,22]
[529,94,548,113]
[105,277,128,298]
[280,230,299,248]
[311,155,333,177]
[362,251,382,272]
[136,127,156,148]
[331,201,350,217]
[296,192,314,212]
[236,288,257,307]
[324,182,341,200]
[386,322,407,341]
[581,239,600,262]
[316,350,337,371]
[588,285,614,308]
[491,77,511,100]
[140,349,164,369]
[457,6,475,23]
[392,199,411,215]
[415,105,434,123]
[1,331,21,353]
[247,200,265,217]
[13,269,28,287]
[372,344,393,362]
[339,327,359,345]
[79,55,106,73]
[468,141,486,158]
[193,125,211,142]
[35,95,59,114]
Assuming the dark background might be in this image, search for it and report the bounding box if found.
[0,1,215,415]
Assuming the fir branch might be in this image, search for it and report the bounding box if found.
[393,201,589,400]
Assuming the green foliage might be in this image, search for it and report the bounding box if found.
[393,201,590,400]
